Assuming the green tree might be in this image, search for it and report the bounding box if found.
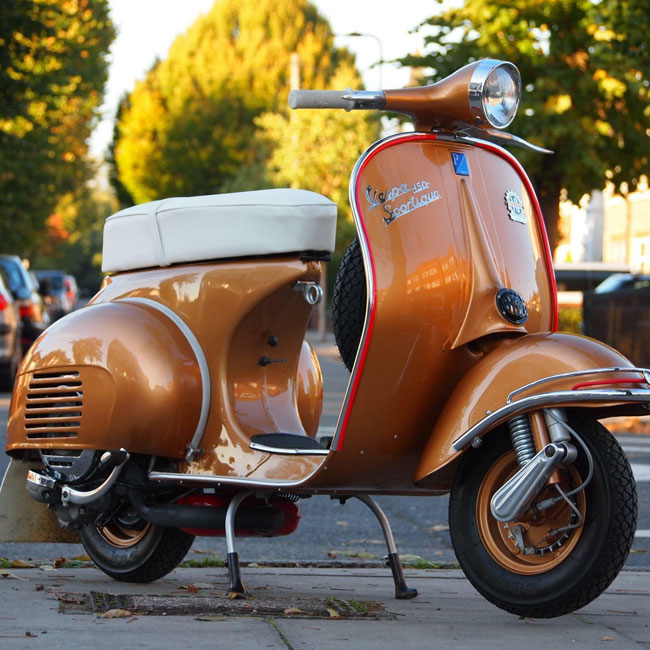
[113,0,357,204]
[0,0,115,254]
[401,0,650,252]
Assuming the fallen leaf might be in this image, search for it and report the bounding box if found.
[602,637,614,642]
[10,560,36,569]
[70,555,92,562]
[283,608,304,615]
[326,608,340,618]
[248,562,260,568]
[98,609,133,619]
[52,558,66,569]
[184,585,200,593]
[0,570,28,581]
[228,592,246,600]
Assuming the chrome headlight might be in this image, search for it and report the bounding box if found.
[469,60,521,129]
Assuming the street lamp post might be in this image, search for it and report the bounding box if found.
[337,31,384,89]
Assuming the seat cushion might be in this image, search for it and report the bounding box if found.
[102,188,337,273]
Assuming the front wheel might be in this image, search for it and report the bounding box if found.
[79,501,194,583]
[449,412,637,618]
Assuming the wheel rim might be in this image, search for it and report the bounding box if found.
[98,512,151,549]
[476,450,586,575]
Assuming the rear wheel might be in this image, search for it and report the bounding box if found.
[449,412,637,618]
[79,501,194,583]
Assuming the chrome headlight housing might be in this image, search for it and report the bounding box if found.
[469,60,521,129]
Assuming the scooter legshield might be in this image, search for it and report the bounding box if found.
[6,301,204,459]
[415,331,648,488]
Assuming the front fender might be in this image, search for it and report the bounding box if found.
[7,301,204,459]
[415,332,647,486]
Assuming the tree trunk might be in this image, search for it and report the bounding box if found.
[535,178,563,260]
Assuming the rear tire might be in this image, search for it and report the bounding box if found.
[449,412,637,618]
[79,503,194,583]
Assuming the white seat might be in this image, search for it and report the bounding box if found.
[102,188,337,273]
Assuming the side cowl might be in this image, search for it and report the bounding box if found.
[6,301,203,459]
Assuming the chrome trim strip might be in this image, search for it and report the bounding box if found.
[330,136,387,450]
[148,469,324,489]
[249,441,329,456]
[452,388,650,452]
[118,298,211,462]
[507,367,650,403]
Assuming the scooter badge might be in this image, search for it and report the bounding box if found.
[504,189,526,224]
[451,152,470,176]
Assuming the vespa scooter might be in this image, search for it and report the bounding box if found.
[2,59,646,618]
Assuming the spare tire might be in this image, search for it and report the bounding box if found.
[332,238,367,371]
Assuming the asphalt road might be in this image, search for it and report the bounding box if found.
[1,346,649,569]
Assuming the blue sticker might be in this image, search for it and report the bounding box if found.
[451,152,470,176]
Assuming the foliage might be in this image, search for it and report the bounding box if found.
[30,185,117,295]
[0,0,115,254]
[557,306,582,333]
[401,0,650,251]
[113,0,358,204]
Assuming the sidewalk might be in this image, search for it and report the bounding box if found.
[1,564,648,649]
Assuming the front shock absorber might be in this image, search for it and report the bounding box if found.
[508,414,536,467]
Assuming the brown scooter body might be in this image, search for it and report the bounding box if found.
[3,59,648,618]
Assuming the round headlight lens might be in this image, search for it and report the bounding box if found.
[484,64,520,128]
[469,60,521,129]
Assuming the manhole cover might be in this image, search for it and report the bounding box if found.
[57,591,391,619]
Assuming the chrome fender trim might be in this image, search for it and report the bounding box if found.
[452,387,650,452]
[118,297,211,463]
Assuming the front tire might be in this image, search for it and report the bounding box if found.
[449,412,637,618]
[79,503,194,583]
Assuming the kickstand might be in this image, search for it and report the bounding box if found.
[225,490,253,598]
[354,495,418,600]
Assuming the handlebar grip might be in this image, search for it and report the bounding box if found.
[289,89,354,111]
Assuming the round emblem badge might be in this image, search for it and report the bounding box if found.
[504,190,526,224]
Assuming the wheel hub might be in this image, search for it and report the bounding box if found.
[477,450,585,575]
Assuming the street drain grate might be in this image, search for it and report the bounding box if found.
[58,591,391,619]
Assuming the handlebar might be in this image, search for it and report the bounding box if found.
[289,89,386,111]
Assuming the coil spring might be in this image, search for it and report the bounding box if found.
[273,492,300,502]
[508,414,536,467]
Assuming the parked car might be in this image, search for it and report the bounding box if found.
[64,274,79,309]
[33,269,75,321]
[594,273,650,293]
[0,255,50,354]
[0,272,22,391]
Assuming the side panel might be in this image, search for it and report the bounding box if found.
[415,332,640,486]
[7,302,203,458]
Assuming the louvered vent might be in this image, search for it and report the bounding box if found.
[24,371,83,439]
